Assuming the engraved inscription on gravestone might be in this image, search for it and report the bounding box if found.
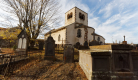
[47,43,54,55]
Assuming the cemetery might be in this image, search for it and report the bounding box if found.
[0,29,138,80]
[0,6,138,80]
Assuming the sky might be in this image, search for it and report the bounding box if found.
[0,0,138,44]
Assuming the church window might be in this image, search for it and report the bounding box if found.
[79,12,85,20]
[77,29,81,38]
[97,37,100,41]
[67,12,73,19]
[58,34,60,41]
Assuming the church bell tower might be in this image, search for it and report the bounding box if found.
[65,7,88,26]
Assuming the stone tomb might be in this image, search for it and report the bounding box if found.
[79,44,138,80]
[44,35,55,60]
[63,44,74,63]
[16,29,28,56]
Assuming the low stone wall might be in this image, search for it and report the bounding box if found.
[79,50,92,80]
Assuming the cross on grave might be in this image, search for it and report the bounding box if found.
[91,31,95,41]
[49,31,51,36]
[124,35,125,41]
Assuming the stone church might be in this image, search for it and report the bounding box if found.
[45,7,105,45]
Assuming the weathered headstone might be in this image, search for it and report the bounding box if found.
[39,41,44,50]
[44,35,55,60]
[63,44,74,63]
[83,41,89,49]
[74,42,80,49]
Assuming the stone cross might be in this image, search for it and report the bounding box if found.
[124,35,125,41]
[49,31,51,36]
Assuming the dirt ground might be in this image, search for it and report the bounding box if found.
[0,49,87,80]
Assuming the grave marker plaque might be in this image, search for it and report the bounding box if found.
[63,45,74,63]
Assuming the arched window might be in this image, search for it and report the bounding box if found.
[82,15,85,20]
[97,37,100,41]
[77,29,81,38]
[67,14,70,19]
[79,12,85,20]
[58,34,60,41]
[79,13,82,18]
[67,12,73,19]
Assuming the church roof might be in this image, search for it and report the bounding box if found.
[94,33,105,40]
[65,7,88,14]
[45,26,66,36]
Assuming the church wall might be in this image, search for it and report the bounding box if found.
[75,8,88,26]
[66,23,87,45]
[66,23,76,45]
[45,29,66,44]
[95,36,105,44]
[65,8,75,26]
[74,28,85,45]
[87,28,95,42]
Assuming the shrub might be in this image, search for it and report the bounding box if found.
[13,45,17,51]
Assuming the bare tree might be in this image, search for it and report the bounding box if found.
[1,0,61,46]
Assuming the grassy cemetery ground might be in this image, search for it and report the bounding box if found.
[0,48,87,80]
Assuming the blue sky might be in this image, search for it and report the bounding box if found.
[0,0,138,44]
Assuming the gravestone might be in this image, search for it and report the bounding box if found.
[44,35,55,60]
[39,41,44,50]
[16,29,28,56]
[83,41,89,49]
[63,44,74,63]
[74,42,80,49]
